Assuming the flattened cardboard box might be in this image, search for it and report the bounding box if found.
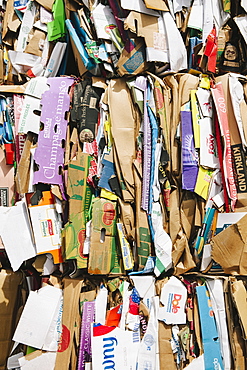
[33,76,74,190]
[88,197,122,274]
[27,190,63,264]
[211,213,247,274]
[117,38,147,76]
[0,269,23,370]
[64,152,92,268]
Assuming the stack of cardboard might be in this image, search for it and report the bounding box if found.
[1,0,247,369]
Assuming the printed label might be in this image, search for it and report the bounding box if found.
[89,97,97,109]
[78,301,95,369]
[0,188,8,206]
[102,337,118,369]
[102,203,115,226]
[232,144,247,193]
[58,324,70,352]
[206,133,217,156]
[167,293,182,314]
[40,219,54,237]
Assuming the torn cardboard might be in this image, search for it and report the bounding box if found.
[211,213,247,274]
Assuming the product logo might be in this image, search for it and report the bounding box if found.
[47,219,54,235]
[102,337,118,370]
[213,357,222,370]
[232,144,247,193]
[167,293,182,314]
[144,334,155,350]
[78,229,86,257]
[102,203,115,226]
[58,324,70,352]
[206,133,216,155]
[41,219,54,237]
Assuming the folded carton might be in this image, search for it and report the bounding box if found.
[13,285,62,350]
[13,94,25,164]
[0,269,23,370]
[18,77,50,135]
[224,278,246,370]
[216,74,247,210]
[133,160,152,269]
[107,78,137,202]
[15,133,35,195]
[92,324,140,369]
[228,277,247,370]
[33,77,74,192]
[88,197,120,274]
[158,322,177,370]
[158,276,187,325]
[196,284,224,370]
[70,80,100,144]
[0,199,36,271]
[211,213,247,274]
[124,11,167,63]
[27,190,63,264]
[117,38,147,76]
[206,278,231,370]
[55,278,84,370]
[64,152,92,268]
[77,301,95,369]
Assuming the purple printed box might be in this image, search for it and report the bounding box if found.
[33,77,74,190]
[78,301,95,370]
[181,110,199,191]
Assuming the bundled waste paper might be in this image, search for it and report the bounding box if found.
[1,0,247,369]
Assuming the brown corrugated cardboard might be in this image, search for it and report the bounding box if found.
[230,278,247,340]
[117,198,135,240]
[144,0,169,11]
[148,72,171,157]
[163,74,180,175]
[64,152,91,268]
[228,277,247,369]
[133,159,152,269]
[108,78,137,202]
[0,269,23,370]
[158,322,177,370]
[212,214,247,274]
[15,133,35,195]
[2,0,21,41]
[55,277,83,370]
[25,29,47,57]
[35,0,54,12]
[88,197,120,274]
[124,11,158,52]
